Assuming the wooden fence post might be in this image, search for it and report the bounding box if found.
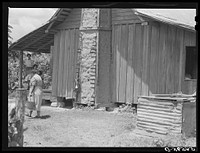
[8,88,27,147]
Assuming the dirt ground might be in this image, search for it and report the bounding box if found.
[22,105,196,147]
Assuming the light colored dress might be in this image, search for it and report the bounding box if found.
[29,74,43,111]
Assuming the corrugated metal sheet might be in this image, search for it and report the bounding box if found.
[137,96,183,135]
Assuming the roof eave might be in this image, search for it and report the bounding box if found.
[134,10,196,32]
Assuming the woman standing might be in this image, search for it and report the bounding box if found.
[28,69,43,118]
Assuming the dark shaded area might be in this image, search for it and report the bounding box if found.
[39,115,51,119]
[29,115,51,120]
[23,127,28,132]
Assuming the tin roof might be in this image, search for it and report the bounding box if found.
[134,9,196,31]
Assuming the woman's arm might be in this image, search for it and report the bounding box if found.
[29,77,36,95]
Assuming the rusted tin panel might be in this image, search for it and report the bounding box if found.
[137,97,183,135]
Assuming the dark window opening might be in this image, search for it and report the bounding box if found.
[185,46,197,80]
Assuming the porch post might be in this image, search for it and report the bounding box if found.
[19,51,23,88]
[8,88,26,147]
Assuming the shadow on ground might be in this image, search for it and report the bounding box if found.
[39,115,51,119]
[28,115,51,120]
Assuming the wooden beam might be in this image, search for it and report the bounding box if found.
[55,18,65,22]
[45,21,54,34]
[47,29,58,34]
[21,33,49,50]
[36,40,54,52]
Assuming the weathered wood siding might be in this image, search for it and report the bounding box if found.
[55,8,81,29]
[112,9,141,25]
[52,28,79,98]
[111,23,145,103]
[111,14,196,103]
[137,97,183,134]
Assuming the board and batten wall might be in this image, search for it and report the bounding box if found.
[111,9,197,104]
[52,9,81,98]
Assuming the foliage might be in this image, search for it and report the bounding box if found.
[8,25,20,59]
[8,52,52,94]
[31,53,52,89]
[8,56,20,93]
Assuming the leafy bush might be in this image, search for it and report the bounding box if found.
[8,52,52,95]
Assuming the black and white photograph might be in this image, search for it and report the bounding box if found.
[4,2,197,150]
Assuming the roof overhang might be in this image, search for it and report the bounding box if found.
[133,9,196,32]
[8,8,72,53]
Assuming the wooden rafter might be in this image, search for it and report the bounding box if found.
[36,40,54,52]
[45,21,55,33]
[21,33,50,50]
[9,24,49,49]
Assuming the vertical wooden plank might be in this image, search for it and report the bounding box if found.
[111,25,116,102]
[52,32,61,96]
[52,35,56,96]
[118,24,128,102]
[126,24,134,103]
[139,25,144,96]
[73,29,79,89]
[116,25,121,102]
[57,30,65,97]
[165,25,172,94]
[149,23,159,95]
[133,24,142,103]
[61,30,67,96]
[65,29,71,96]
[157,24,166,94]
[62,30,68,97]
[124,24,129,102]
[171,26,176,94]
[131,24,136,101]
[68,29,74,97]
[174,28,181,93]
[71,29,76,96]
[118,24,124,102]
[154,23,159,94]
[141,25,150,96]
[181,30,188,94]
[147,25,152,96]
[178,29,184,92]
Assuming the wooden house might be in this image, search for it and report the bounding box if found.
[9,8,197,107]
